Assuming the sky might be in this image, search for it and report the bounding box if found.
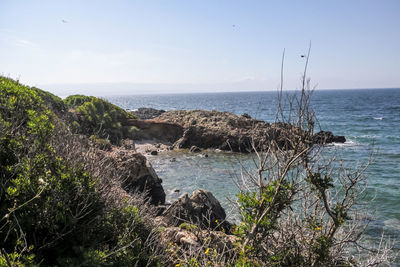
[1,0,399,96]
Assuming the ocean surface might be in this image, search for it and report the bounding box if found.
[106,88,400,257]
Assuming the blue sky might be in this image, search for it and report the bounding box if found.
[1,0,399,95]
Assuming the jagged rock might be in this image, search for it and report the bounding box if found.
[105,148,165,205]
[123,110,346,152]
[156,110,304,152]
[189,145,201,153]
[158,226,238,258]
[161,189,231,231]
[150,150,158,155]
[313,131,346,144]
[160,227,200,247]
[130,107,166,120]
[121,119,183,143]
[241,113,251,119]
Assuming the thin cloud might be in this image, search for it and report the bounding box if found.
[14,38,39,49]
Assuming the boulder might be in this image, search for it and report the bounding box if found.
[159,226,238,250]
[313,131,346,144]
[160,227,200,247]
[105,148,166,205]
[161,189,231,232]
[158,226,238,261]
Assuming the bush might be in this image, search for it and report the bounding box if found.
[64,94,93,109]
[0,77,157,266]
[64,95,136,145]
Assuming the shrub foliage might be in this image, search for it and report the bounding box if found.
[0,77,153,266]
[64,95,136,145]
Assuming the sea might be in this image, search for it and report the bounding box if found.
[106,88,400,259]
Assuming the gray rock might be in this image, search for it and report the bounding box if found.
[106,149,165,205]
[130,107,166,120]
[313,131,346,144]
[162,189,231,232]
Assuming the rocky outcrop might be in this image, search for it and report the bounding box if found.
[104,148,166,205]
[155,110,306,152]
[122,109,346,152]
[129,107,166,120]
[313,130,346,144]
[121,119,183,143]
[159,226,237,251]
[154,110,346,151]
[161,189,231,232]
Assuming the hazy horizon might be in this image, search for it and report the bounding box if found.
[38,81,400,97]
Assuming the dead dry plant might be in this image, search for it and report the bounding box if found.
[232,46,396,266]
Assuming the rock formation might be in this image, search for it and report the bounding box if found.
[129,107,166,120]
[155,110,305,152]
[313,130,346,144]
[103,148,166,205]
[161,189,231,232]
[122,109,346,152]
[121,119,183,143]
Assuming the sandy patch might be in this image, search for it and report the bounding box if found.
[134,139,173,155]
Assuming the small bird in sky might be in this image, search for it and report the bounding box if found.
[301,55,306,58]
[62,19,68,23]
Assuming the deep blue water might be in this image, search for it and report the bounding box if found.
[107,88,400,254]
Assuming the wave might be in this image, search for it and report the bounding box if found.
[373,117,384,120]
[332,139,360,147]
[357,134,378,139]
[384,218,400,231]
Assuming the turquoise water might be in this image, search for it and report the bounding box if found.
[107,89,400,254]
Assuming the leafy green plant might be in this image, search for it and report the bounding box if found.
[64,95,136,145]
[0,77,157,266]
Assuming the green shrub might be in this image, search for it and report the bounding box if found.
[0,77,156,266]
[32,87,66,114]
[64,94,93,109]
[64,95,136,145]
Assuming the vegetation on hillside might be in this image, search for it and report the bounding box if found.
[0,77,156,266]
[64,94,136,145]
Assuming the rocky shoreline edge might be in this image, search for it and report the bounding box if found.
[127,108,346,154]
[110,108,347,250]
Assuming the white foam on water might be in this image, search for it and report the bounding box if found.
[383,218,400,230]
[358,134,377,139]
[373,117,384,120]
[332,139,359,147]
